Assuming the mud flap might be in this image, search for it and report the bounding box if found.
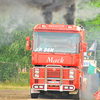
[69,90,78,94]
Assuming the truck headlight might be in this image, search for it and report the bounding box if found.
[69,86,74,89]
[69,69,74,74]
[39,86,43,88]
[69,75,74,78]
[35,68,39,77]
[34,86,38,88]
[35,74,39,77]
[69,71,74,74]
[69,69,74,79]
[35,70,39,73]
[64,86,68,89]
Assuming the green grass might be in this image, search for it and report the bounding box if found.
[0,83,30,90]
[0,80,30,90]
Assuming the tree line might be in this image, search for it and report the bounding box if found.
[0,0,100,82]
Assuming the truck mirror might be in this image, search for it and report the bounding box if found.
[83,42,87,52]
[26,41,30,50]
[26,37,30,50]
[26,37,30,41]
[80,42,87,53]
[30,40,33,51]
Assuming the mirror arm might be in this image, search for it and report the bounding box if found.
[30,40,33,51]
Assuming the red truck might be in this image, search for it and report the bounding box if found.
[26,24,87,99]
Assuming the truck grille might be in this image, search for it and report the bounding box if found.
[47,70,60,77]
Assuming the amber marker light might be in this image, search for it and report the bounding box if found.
[80,30,82,32]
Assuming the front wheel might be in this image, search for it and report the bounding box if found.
[31,93,39,98]
[73,86,82,100]
[73,89,81,100]
[79,87,82,100]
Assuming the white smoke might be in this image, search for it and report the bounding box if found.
[76,4,100,21]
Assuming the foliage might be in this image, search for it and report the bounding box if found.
[19,72,29,85]
[76,0,100,66]
[0,0,100,84]
[76,14,100,66]
[0,62,18,82]
[0,71,29,86]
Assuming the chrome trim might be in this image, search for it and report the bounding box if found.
[33,67,45,79]
[45,84,47,91]
[32,66,76,80]
[32,66,76,92]
[47,78,60,80]
[31,88,40,93]
[33,89,75,91]
[63,85,75,91]
[60,85,63,92]
[47,84,60,85]
[33,84,45,85]
[46,65,62,67]
[32,84,45,90]
[32,84,75,91]
[45,67,62,68]
[32,84,34,89]
[33,67,75,79]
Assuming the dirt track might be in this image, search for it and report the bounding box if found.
[0,89,72,100]
[0,89,95,100]
[0,90,30,100]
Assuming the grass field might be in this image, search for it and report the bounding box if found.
[0,84,30,90]
[0,83,100,90]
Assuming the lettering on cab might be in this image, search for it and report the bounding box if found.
[46,57,64,63]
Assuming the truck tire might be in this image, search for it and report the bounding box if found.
[75,89,81,100]
[69,89,81,100]
[73,85,82,100]
[31,93,38,98]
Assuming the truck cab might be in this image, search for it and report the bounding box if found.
[26,24,87,99]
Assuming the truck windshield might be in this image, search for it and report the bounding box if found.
[33,32,80,53]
